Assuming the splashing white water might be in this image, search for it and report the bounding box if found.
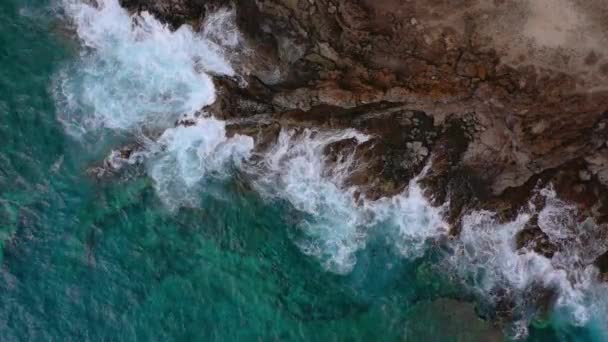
[56,0,254,207]
[449,186,608,338]
[250,128,370,273]
[56,0,233,133]
[149,117,253,210]
[55,1,608,335]
[56,0,446,274]
[370,176,448,259]
[250,128,445,273]
[201,8,242,50]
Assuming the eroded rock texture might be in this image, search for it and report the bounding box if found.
[240,0,608,193]
[116,0,608,229]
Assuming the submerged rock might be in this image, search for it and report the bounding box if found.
[87,143,147,178]
[595,251,608,281]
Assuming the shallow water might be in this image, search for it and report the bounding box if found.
[0,0,605,341]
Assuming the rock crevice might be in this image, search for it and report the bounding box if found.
[114,0,608,280]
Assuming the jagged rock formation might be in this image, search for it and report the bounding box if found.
[113,0,608,277]
[118,0,607,222]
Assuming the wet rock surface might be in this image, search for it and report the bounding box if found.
[110,0,608,322]
[112,0,608,228]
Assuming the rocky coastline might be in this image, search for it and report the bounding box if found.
[91,0,608,327]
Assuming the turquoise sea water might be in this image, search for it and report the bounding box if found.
[0,0,605,340]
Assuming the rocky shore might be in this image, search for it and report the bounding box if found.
[112,1,608,216]
[100,0,608,324]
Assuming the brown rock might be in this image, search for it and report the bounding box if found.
[117,0,608,259]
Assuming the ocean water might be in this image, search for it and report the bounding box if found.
[0,0,606,340]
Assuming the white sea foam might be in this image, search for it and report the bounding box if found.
[149,117,253,210]
[201,8,241,50]
[56,1,608,334]
[449,186,608,338]
[250,128,370,273]
[56,0,252,207]
[370,174,448,259]
[251,128,445,273]
[56,0,233,133]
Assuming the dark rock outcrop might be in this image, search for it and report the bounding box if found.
[113,0,608,228]
[106,0,608,327]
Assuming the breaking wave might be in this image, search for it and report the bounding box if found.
[246,128,446,274]
[54,0,250,207]
[250,128,372,273]
[449,187,608,338]
[55,0,233,134]
[53,0,608,338]
[148,117,253,210]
